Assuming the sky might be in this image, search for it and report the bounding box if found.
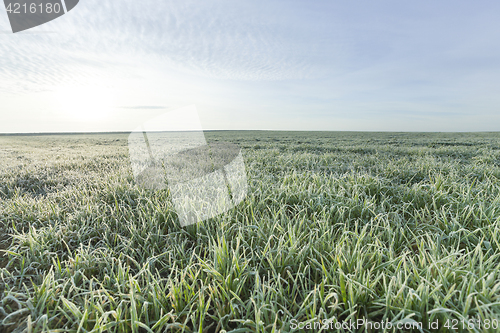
[1,0,500,133]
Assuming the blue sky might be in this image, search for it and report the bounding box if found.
[1,0,500,132]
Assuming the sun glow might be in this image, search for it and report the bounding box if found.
[56,86,115,121]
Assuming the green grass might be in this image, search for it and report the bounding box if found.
[1,131,500,332]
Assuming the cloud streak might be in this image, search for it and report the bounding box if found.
[119,106,167,110]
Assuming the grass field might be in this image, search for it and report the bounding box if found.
[1,131,500,332]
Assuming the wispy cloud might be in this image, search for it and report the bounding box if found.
[0,0,339,94]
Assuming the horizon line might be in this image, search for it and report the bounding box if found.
[1,129,500,136]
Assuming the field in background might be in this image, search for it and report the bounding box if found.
[1,131,500,332]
